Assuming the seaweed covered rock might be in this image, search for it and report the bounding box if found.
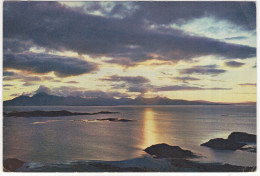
[144,143,195,158]
[3,158,25,171]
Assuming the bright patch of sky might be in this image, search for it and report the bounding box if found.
[170,17,256,47]
[60,1,138,19]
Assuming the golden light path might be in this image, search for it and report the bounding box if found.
[142,108,158,148]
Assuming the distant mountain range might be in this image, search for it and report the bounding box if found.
[3,92,232,106]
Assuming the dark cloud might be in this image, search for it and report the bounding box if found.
[128,86,149,93]
[4,39,34,53]
[65,81,79,84]
[224,36,248,40]
[3,1,256,67]
[71,1,256,30]
[134,1,256,30]
[23,82,36,87]
[155,85,231,92]
[174,76,200,83]
[3,71,15,76]
[10,93,20,97]
[101,75,150,84]
[225,61,245,68]
[238,83,256,87]
[179,65,226,76]
[3,84,14,87]
[3,71,57,86]
[3,53,98,77]
[160,72,173,76]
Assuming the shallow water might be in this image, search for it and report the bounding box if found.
[3,105,256,166]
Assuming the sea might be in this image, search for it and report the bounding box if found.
[3,105,256,169]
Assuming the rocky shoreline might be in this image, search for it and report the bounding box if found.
[3,132,256,172]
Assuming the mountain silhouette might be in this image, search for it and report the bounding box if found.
[4,92,227,106]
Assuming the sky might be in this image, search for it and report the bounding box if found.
[3,1,257,103]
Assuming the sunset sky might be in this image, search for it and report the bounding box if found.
[3,1,256,102]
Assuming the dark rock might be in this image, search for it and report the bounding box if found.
[3,158,25,171]
[96,118,133,122]
[144,143,195,158]
[73,118,133,123]
[201,138,246,150]
[97,111,119,114]
[228,132,256,143]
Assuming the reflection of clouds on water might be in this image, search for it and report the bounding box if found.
[142,108,158,148]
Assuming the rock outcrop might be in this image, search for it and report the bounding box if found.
[144,143,196,158]
[228,132,256,143]
[201,138,246,150]
[201,132,256,150]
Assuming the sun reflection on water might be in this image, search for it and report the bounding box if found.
[142,108,158,148]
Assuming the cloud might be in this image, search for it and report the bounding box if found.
[3,1,256,67]
[134,2,256,30]
[224,36,248,40]
[3,71,15,76]
[4,38,34,53]
[126,84,231,93]
[41,86,131,98]
[3,53,98,77]
[128,86,149,93]
[10,93,20,97]
[174,76,200,82]
[179,65,226,76]
[63,1,256,31]
[23,82,36,87]
[101,75,150,84]
[154,85,231,91]
[238,83,256,87]
[3,71,58,86]
[65,81,79,84]
[3,84,14,87]
[224,61,245,68]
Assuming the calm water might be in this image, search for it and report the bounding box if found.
[3,105,256,166]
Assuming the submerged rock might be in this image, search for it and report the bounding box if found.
[201,138,246,150]
[144,143,195,159]
[3,158,25,171]
[228,132,256,143]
